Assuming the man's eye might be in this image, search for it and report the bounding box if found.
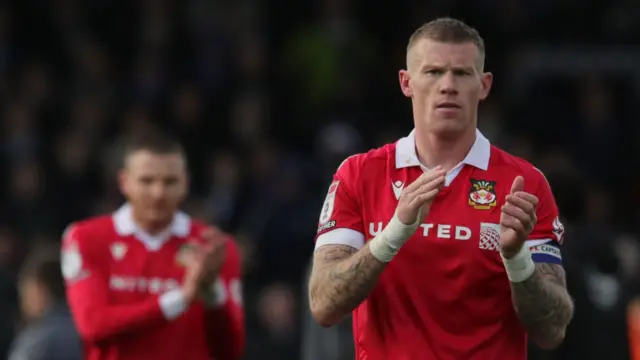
[453,70,471,76]
[425,69,443,75]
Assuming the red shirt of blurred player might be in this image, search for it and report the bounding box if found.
[62,135,245,360]
[308,18,573,360]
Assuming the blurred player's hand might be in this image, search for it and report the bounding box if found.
[181,227,227,301]
[199,227,227,284]
[499,176,538,258]
[396,166,446,225]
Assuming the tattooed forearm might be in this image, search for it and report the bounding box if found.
[308,244,386,327]
[510,263,574,349]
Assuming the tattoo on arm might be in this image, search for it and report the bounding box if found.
[308,244,386,325]
[510,263,574,348]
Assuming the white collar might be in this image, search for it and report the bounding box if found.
[113,204,191,250]
[395,129,491,171]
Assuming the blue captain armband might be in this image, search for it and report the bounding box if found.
[528,241,562,265]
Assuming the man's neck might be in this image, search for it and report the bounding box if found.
[414,127,476,171]
[131,211,173,235]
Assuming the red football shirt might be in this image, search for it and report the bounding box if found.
[62,204,245,360]
[316,130,565,360]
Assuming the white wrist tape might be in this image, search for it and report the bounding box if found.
[369,211,421,263]
[501,245,536,282]
[159,289,188,320]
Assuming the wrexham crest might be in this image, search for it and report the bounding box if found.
[468,179,497,210]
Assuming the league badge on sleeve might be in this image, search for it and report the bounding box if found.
[61,242,87,282]
[319,180,339,225]
[468,179,497,210]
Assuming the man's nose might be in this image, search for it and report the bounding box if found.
[438,72,458,95]
[149,183,166,199]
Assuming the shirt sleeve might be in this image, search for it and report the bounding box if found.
[202,238,245,360]
[525,170,565,265]
[315,155,366,250]
[62,223,187,344]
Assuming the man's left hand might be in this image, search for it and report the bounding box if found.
[199,227,228,285]
[499,176,538,258]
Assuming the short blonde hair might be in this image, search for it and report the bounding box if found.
[407,18,485,68]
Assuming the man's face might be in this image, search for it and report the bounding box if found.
[399,39,492,135]
[119,150,188,226]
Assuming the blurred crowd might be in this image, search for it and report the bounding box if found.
[1,0,640,359]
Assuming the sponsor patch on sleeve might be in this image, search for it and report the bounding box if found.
[529,242,562,264]
[317,220,336,233]
[318,181,339,225]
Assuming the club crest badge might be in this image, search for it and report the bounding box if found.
[468,179,497,210]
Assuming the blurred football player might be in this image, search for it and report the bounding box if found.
[62,131,244,360]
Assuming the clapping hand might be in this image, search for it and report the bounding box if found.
[395,166,446,225]
[181,227,228,301]
[499,176,538,258]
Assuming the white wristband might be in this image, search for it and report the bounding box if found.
[369,211,420,263]
[501,245,536,282]
[159,289,188,320]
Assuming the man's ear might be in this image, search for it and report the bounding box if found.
[117,168,129,196]
[399,69,413,98]
[479,72,493,100]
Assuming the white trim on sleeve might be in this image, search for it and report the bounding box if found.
[315,228,365,250]
[158,289,188,320]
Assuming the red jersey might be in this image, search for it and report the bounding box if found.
[62,204,245,360]
[315,130,565,360]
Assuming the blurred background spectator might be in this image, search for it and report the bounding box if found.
[8,245,81,360]
[0,1,638,359]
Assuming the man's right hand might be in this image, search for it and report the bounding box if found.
[369,166,446,263]
[396,166,446,225]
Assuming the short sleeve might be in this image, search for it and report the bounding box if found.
[315,156,365,250]
[525,170,565,265]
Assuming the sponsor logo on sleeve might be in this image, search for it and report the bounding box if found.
[469,179,497,210]
[319,181,339,225]
[317,220,336,233]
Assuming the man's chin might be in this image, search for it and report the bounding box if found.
[144,209,174,225]
[427,120,469,137]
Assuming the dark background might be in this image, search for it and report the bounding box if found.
[0,0,639,359]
